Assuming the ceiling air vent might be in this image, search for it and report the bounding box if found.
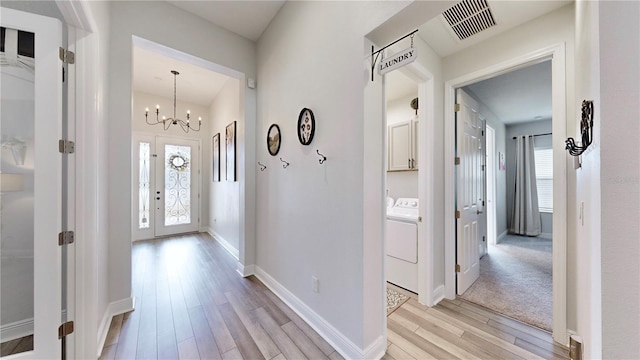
[442,0,496,41]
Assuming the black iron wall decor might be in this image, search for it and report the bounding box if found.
[297,108,315,145]
[565,100,594,156]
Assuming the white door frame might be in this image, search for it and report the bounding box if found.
[384,48,439,306]
[444,43,568,344]
[486,125,497,246]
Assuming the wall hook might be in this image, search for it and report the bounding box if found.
[565,100,594,156]
[279,158,290,169]
[316,150,327,165]
[258,162,267,171]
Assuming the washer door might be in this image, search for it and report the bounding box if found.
[386,220,418,263]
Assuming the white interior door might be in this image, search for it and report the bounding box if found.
[456,88,482,295]
[1,7,63,358]
[154,136,200,237]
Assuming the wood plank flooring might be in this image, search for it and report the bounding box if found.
[0,335,33,357]
[100,232,568,360]
[100,233,343,360]
[384,296,570,360]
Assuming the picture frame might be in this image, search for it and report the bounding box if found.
[297,108,315,145]
[267,124,281,156]
[499,152,506,171]
[226,121,236,181]
[212,133,220,182]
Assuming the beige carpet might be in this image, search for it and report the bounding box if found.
[460,235,552,331]
[386,287,409,315]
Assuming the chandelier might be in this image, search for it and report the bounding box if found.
[145,70,202,133]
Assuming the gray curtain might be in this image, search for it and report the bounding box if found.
[510,136,541,236]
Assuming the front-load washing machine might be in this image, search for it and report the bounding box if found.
[386,198,419,293]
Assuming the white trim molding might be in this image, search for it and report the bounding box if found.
[97,297,135,358]
[0,318,33,343]
[206,227,239,260]
[237,263,255,278]
[255,266,373,360]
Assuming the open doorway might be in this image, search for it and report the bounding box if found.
[130,37,244,263]
[455,60,555,331]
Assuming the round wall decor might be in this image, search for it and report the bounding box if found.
[267,124,281,156]
[297,108,315,146]
[168,153,189,172]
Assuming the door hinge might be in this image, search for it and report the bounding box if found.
[455,264,461,273]
[455,210,461,219]
[58,231,75,246]
[59,140,75,154]
[454,104,461,112]
[481,165,485,171]
[58,321,74,339]
[59,47,75,64]
[455,157,460,165]
[482,200,485,207]
[481,130,484,136]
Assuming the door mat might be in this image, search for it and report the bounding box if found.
[386,287,409,315]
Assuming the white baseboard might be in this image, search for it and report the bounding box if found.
[431,285,445,305]
[364,335,386,360]
[237,263,255,278]
[497,230,508,243]
[97,297,135,358]
[254,266,372,360]
[0,318,33,343]
[206,227,239,260]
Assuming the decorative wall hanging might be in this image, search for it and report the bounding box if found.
[225,121,236,181]
[212,133,220,182]
[280,158,290,169]
[297,108,315,145]
[267,124,281,156]
[168,153,189,172]
[565,100,594,156]
[370,29,418,81]
[258,162,267,171]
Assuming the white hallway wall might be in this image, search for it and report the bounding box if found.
[208,79,241,254]
[256,1,425,355]
[597,1,640,358]
[107,0,256,308]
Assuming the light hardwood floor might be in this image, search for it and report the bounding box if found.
[100,233,343,360]
[100,233,567,360]
[384,297,569,360]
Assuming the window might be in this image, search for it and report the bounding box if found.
[534,148,553,212]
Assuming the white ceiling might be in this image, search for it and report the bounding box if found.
[134,1,569,115]
[418,0,572,57]
[133,47,231,107]
[167,0,285,41]
[464,60,552,124]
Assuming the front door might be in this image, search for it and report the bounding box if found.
[134,135,200,240]
[455,88,484,295]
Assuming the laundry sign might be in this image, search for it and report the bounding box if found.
[378,47,417,75]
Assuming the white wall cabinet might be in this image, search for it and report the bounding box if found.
[388,117,418,171]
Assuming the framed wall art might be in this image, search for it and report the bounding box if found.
[226,121,236,181]
[267,124,281,156]
[212,133,220,182]
[297,108,315,145]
